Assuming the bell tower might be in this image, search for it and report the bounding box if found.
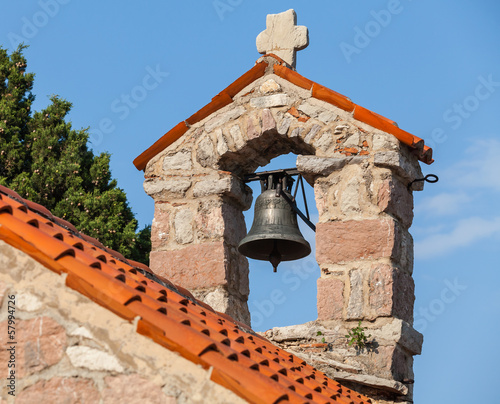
[138,9,431,403]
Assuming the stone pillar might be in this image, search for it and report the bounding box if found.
[294,131,424,401]
[144,156,252,325]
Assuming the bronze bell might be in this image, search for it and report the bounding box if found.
[238,173,311,272]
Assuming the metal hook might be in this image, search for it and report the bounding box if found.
[407,174,439,190]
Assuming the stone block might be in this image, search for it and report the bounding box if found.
[316,219,400,264]
[372,319,423,355]
[196,135,216,168]
[298,101,323,118]
[296,155,348,182]
[162,150,192,171]
[377,178,414,228]
[374,151,423,187]
[205,106,246,133]
[143,178,192,200]
[150,242,229,290]
[340,176,361,215]
[151,204,170,249]
[192,176,252,210]
[278,114,293,135]
[174,209,194,244]
[317,277,344,320]
[369,264,415,323]
[250,94,290,108]
[0,316,66,377]
[66,345,124,372]
[260,79,281,94]
[102,374,176,404]
[17,377,99,404]
[347,270,363,320]
[215,128,229,155]
[16,290,42,312]
[261,108,276,133]
[304,124,322,144]
[204,285,250,326]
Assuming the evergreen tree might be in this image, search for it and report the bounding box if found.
[0,45,151,264]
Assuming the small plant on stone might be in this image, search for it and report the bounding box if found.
[316,330,326,343]
[345,321,371,350]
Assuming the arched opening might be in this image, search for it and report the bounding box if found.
[243,153,320,331]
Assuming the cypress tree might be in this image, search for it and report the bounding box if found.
[0,45,151,264]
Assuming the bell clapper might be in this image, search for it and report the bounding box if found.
[269,240,281,272]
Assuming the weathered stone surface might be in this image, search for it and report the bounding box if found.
[256,9,308,68]
[316,219,400,264]
[205,106,245,133]
[17,377,99,404]
[268,322,328,342]
[294,351,362,373]
[318,110,337,123]
[347,270,364,320]
[317,277,344,320]
[66,346,124,372]
[369,264,393,317]
[261,108,276,132]
[344,132,360,148]
[330,371,408,395]
[246,115,260,140]
[150,242,228,289]
[369,264,415,322]
[16,290,42,311]
[378,178,414,228]
[215,128,229,155]
[162,150,192,171]
[143,179,192,199]
[102,374,176,404]
[250,94,290,108]
[313,131,334,152]
[229,124,246,150]
[372,132,399,151]
[204,285,250,326]
[371,319,423,355]
[0,316,66,377]
[260,78,281,94]
[298,102,323,118]
[151,204,170,249]
[374,151,423,186]
[196,136,216,168]
[278,115,293,135]
[296,155,348,181]
[304,124,322,143]
[174,209,194,244]
[340,176,361,215]
[192,177,252,210]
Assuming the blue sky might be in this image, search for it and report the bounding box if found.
[2,1,499,402]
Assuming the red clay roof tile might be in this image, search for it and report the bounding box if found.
[134,54,433,170]
[0,185,372,404]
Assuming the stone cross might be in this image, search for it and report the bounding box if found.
[256,9,309,69]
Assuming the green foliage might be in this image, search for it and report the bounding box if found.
[345,321,371,350]
[0,46,150,264]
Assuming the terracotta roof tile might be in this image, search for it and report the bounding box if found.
[0,185,372,404]
[134,54,433,171]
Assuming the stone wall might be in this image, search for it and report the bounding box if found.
[0,240,245,404]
